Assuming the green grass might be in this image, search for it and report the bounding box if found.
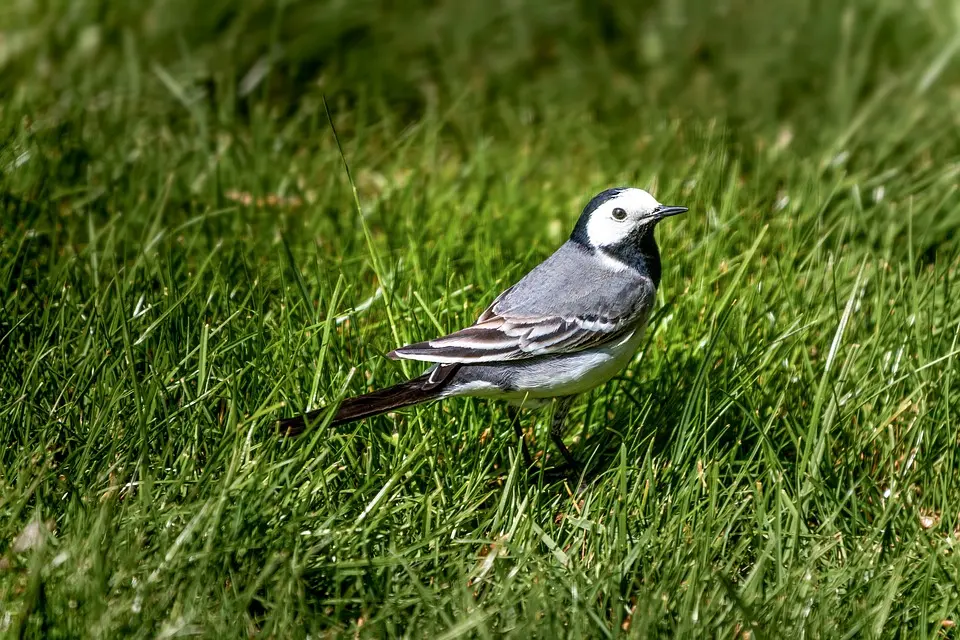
[3,0,960,637]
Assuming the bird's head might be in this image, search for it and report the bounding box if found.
[569,187,687,250]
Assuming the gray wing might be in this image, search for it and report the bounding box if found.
[388,242,656,364]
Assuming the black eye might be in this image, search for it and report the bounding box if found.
[612,207,627,221]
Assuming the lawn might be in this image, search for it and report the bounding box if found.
[2,0,960,637]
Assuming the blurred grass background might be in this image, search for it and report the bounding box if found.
[3,0,960,637]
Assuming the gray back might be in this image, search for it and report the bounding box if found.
[490,242,656,323]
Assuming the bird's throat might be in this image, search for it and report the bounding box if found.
[600,229,661,286]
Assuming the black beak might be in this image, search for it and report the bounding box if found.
[655,205,688,218]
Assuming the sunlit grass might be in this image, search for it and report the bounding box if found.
[2,0,960,637]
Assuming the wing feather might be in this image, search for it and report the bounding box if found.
[388,312,638,364]
[387,243,653,364]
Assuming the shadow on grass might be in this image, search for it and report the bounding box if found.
[550,346,743,493]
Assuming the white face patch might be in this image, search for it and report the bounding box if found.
[585,188,662,248]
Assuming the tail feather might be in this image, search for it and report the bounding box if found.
[277,365,460,436]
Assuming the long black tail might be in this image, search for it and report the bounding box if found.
[277,365,459,436]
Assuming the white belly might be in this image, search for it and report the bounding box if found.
[453,325,646,402]
[518,326,646,397]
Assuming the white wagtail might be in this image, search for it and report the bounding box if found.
[279,187,687,466]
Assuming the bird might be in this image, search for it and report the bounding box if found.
[278,187,687,467]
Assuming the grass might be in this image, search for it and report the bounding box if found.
[2,0,960,636]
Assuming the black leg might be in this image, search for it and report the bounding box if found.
[507,406,533,466]
[550,396,578,468]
